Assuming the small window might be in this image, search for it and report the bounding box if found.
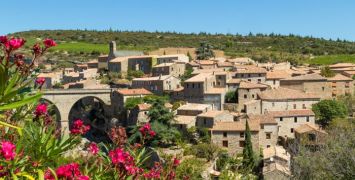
[308,133,316,141]
[294,117,297,123]
[267,145,271,148]
[280,117,283,122]
[258,79,261,82]
[273,80,276,85]
[266,133,271,139]
[244,94,247,99]
[302,104,306,109]
[306,116,310,122]
[252,94,255,98]
[198,84,201,88]
[192,83,195,88]
[240,132,245,138]
[239,141,245,147]
[322,87,325,91]
[223,132,227,137]
[261,125,264,129]
[248,79,251,82]
[248,74,251,77]
[272,102,275,107]
[258,74,262,77]
[186,84,189,88]
[203,118,207,125]
[291,128,294,133]
[293,104,297,109]
[222,140,228,147]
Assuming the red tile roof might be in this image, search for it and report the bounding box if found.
[258,88,320,100]
[294,123,327,134]
[248,114,277,124]
[116,88,153,96]
[266,109,315,117]
[327,74,353,81]
[239,81,268,89]
[211,120,260,132]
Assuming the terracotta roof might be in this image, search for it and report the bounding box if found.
[327,74,352,81]
[192,68,225,75]
[295,123,327,134]
[266,70,291,79]
[239,81,268,89]
[137,103,151,110]
[282,73,326,81]
[211,120,259,131]
[116,88,153,96]
[227,79,241,84]
[132,75,175,81]
[235,66,267,74]
[248,114,277,124]
[174,115,196,125]
[343,71,355,76]
[184,73,212,82]
[205,87,226,94]
[266,109,315,117]
[197,110,225,118]
[178,103,211,111]
[217,61,234,67]
[329,63,355,68]
[258,87,320,100]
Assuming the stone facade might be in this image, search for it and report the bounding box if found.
[196,111,234,128]
[152,62,186,77]
[132,75,181,95]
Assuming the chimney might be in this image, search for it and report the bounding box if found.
[109,41,117,57]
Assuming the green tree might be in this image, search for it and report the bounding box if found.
[312,99,348,126]
[124,97,143,110]
[225,90,237,103]
[195,42,215,60]
[320,66,335,77]
[242,120,255,171]
[180,66,194,82]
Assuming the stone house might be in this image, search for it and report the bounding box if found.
[111,88,153,113]
[108,55,155,74]
[265,70,291,89]
[293,123,327,153]
[237,81,268,113]
[87,60,98,69]
[280,73,332,99]
[327,74,353,97]
[127,103,151,126]
[210,120,260,155]
[156,54,189,64]
[152,62,186,77]
[131,75,181,95]
[231,66,267,83]
[74,64,88,72]
[98,55,109,71]
[266,109,316,139]
[258,87,320,114]
[248,114,278,149]
[196,110,234,128]
[174,103,213,131]
[226,79,241,91]
[203,87,227,110]
[183,73,216,102]
[37,72,62,89]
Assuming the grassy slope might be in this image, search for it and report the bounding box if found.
[307,54,355,65]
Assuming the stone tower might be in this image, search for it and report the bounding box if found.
[108,41,117,61]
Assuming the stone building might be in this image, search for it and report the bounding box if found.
[183,73,216,102]
[280,73,332,99]
[293,123,327,152]
[111,88,153,113]
[266,109,316,139]
[131,75,181,95]
[127,103,151,126]
[108,55,155,74]
[156,54,189,64]
[237,81,268,113]
[210,120,260,155]
[258,87,320,114]
[265,70,291,89]
[196,110,234,128]
[327,74,353,97]
[203,87,227,110]
[152,62,186,77]
[174,103,213,131]
[248,114,278,149]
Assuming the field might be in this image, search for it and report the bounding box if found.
[307,54,355,65]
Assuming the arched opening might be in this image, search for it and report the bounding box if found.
[68,96,110,142]
[39,98,62,128]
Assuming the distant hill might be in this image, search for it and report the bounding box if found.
[11,30,355,67]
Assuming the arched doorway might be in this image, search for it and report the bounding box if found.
[68,96,110,142]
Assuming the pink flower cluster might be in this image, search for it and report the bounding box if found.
[45,163,89,180]
[0,36,25,50]
[139,123,156,138]
[35,77,46,86]
[43,39,57,48]
[88,142,99,155]
[0,141,16,161]
[70,119,90,135]
[35,103,48,117]
[109,148,143,175]
[143,162,162,179]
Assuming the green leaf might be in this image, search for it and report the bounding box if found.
[37,170,44,180]
[0,93,42,110]
[0,121,22,136]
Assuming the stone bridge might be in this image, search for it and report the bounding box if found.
[42,89,112,132]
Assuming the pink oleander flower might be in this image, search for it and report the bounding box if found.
[35,103,47,116]
[109,148,141,175]
[88,142,99,155]
[0,141,16,161]
[0,36,7,44]
[36,77,46,86]
[173,157,180,167]
[139,123,156,138]
[9,37,25,50]
[55,163,81,179]
[149,130,156,137]
[32,43,42,55]
[168,171,176,180]
[78,175,90,180]
[143,163,162,179]
[70,119,90,135]
[43,39,56,48]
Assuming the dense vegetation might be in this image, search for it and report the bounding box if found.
[11,30,355,65]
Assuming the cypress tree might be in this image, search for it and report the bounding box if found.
[242,120,255,170]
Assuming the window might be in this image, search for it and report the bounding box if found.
[258,79,261,82]
[244,94,247,99]
[293,104,297,109]
[192,83,195,88]
[280,117,283,122]
[306,116,310,122]
[294,117,297,123]
[291,128,294,133]
[272,102,275,107]
[302,104,306,109]
[198,83,201,88]
[239,141,245,147]
[273,80,276,85]
[248,79,251,82]
[259,74,262,77]
[240,132,245,138]
[261,125,264,129]
[186,84,189,88]
[266,133,271,139]
[248,74,251,77]
[222,140,228,147]
[308,133,316,141]
[322,87,325,91]
[203,118,207,125]
[223,132,227,137]
[252,94,255,98]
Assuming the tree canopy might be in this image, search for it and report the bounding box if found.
[312,99,348,126]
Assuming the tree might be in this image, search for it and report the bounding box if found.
[225,90,237,103]
[242,120,255,171]
[312,99,348,126]
[180,66,194,82]
[195,42,215,60]
[320,66,335,77]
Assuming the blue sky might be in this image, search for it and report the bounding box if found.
[2,0,355,40]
